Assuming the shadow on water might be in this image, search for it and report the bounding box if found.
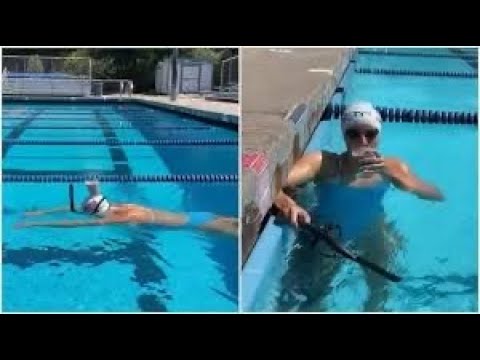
[3,207,20,216]
[209,286,238,305]
[200,235,238,306]
[137,294,167,312]
[3,230,172,312]
[111,108,239,307]
[398,274,478,300]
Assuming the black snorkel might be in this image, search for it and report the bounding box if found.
[69,184,76,212]
[300,223,402,283]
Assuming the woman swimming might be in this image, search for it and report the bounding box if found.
[15,180,238,238]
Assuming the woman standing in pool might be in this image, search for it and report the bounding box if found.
[15,180,238,239]
[273,101,444,311]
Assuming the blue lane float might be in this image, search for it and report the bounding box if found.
[3,110,152,115]
[358,49,478,59]
[355,68,478,78]
[2,139,238,146]
[2,174,239,183]
[2,125,212,131]
[3,116,191,121]
[322,104,477,125]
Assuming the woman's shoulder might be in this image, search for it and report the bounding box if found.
[321,150,342,160]
[301,150,341,162]
[304,150,341,179]
[110,204,141,215]
[384,157,410,174]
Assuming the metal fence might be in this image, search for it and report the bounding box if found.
[3,55,92,79]
[3,55,133,97]
[3,77,133,97]
[155,58,213,94]
[91,79,134,97]
[219,55,238,92]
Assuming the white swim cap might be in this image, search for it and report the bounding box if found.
[83,195,110,217]
[341,101,382,133]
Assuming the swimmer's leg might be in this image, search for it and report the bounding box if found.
[188,212,238,238]
[276,240,342,312]
[149,210,238,238]
[298,255,342,312]
[360,221,401,312]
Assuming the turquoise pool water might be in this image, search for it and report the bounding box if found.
[3,101,238,312]
[246,48,477,312]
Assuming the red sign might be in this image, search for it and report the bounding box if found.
[242,151,268,175]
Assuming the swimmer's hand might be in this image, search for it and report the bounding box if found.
[14,218,108,229]
[288,204,311,228]
[23,206,71,217]
[23,211,44,217]
[274,191,311,228]
[349,149,382,176]
[358,154,385,175]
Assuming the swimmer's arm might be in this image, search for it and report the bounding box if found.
[24,206,71,217]
[274,154,320,210]
[273,152,325,226]
[285,152,326,188]
[14,218,125,229]
[384,159,445,201]
[85,180,101,196]
[276,152,325,198]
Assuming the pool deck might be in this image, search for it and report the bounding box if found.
[130,94,239,116]
[242,47,355,265]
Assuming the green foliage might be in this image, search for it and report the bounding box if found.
[181,48,224,64]
[63,52,91,78]
[26,55,44,73]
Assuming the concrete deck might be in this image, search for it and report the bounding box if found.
[242,47,355,265]
[129,94,239,126]
[131,94,239,116]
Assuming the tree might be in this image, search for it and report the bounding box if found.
[27,55,44,73]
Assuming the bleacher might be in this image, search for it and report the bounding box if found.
[205,84,238,102]
[3,72,91,96]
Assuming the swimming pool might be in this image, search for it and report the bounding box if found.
[2,100,238,312]
[243,48,478,312]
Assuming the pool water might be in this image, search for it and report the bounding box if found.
[2,101,238,312]
[3,102,237,175]
[251,48,478,312]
